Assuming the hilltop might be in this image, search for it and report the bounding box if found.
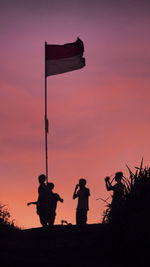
[0,222,149,267]
[1,162,150,266]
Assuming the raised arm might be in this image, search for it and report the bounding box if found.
[57,195,64,203]
[27,201,37,206]
[73,184,79,199]
[105,177,113,191]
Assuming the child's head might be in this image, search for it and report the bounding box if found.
[47,182,54,191]
[38,174,46,184]
[115,172,123,182]
[79,178,86,188]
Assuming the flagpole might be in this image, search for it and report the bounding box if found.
[45,41,48,182]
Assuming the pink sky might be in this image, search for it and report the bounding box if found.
[0,0,150,228]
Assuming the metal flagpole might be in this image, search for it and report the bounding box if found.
[45,41,48,182]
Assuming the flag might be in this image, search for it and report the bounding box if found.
[45,38,85,76]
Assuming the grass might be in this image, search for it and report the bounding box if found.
[0,202,18,230]
[102,158,150,227]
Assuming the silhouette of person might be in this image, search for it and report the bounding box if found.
[105,172,124,222]
[27,174,49,227]
[73,178,90,226]
[105,172,124,203]
[47,182,63,226]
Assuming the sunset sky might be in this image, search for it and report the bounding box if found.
[0,0,150,229]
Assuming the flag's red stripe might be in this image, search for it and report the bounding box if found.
[46,38,84,60]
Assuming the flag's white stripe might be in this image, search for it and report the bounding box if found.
[46,54,85,76]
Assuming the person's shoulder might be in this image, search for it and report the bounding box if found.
[114,182,124,190]
[85,187,89,191]
[53,193,60,199]
[85,187,90,194]
[120,182,124,189]
[40,184,47,189]
[38,185,43,192]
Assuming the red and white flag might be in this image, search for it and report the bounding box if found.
[45,38,85,76]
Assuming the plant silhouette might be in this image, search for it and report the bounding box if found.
[0,203,17,229]
[103,159,150,226]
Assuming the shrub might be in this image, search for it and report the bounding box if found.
[0,203,17,229]
[102,159,150,226]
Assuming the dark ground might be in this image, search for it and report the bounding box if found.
[0,223,150,267]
